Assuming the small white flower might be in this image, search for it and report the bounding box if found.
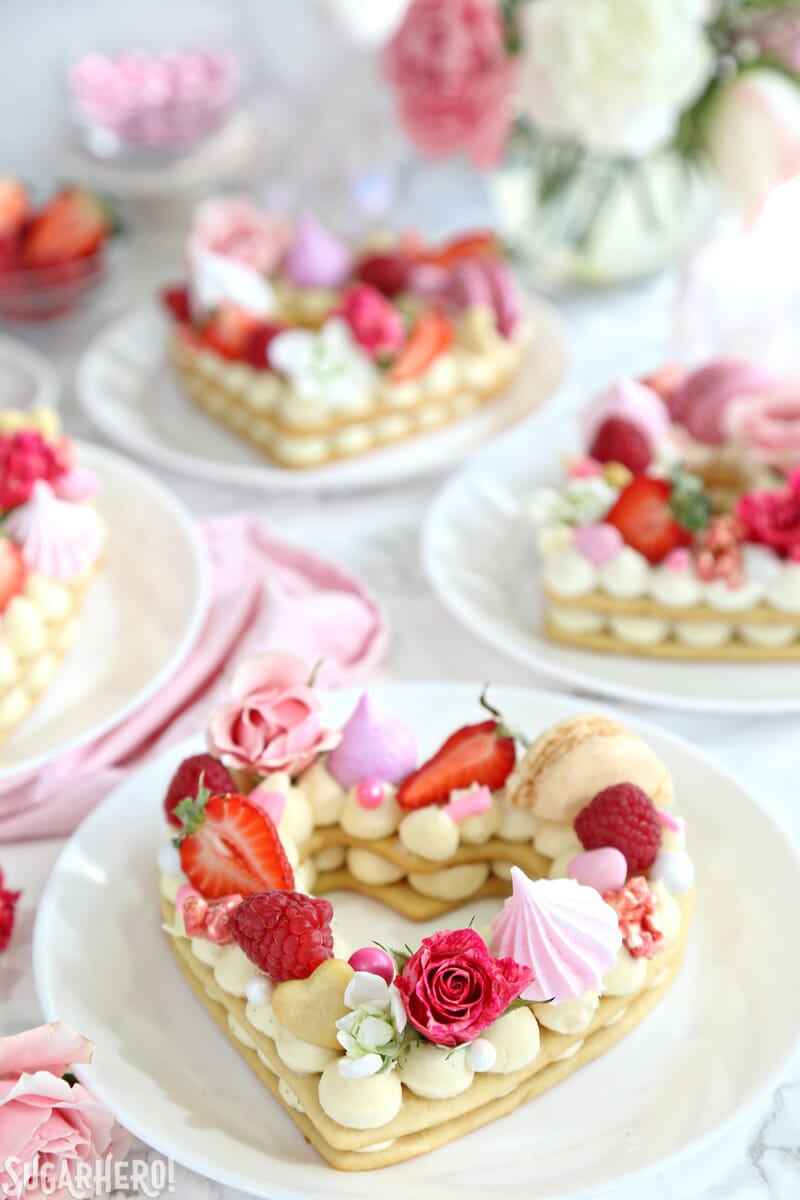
[336,970,407,1077]
[563,478,617,525]
[269,318,376,411]
[188,247,274,319]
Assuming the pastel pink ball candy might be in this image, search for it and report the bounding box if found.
[356,778,385,809]
[568,847,628,894]
[348,947,395,984]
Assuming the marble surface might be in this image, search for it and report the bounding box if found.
[1,229,799,1199]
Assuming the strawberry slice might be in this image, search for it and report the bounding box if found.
[417,231,497,269]
[160,283,191,324]
[388,310,453,383]
[21,187,114,267]
[0,542,26,613]
[243,321,285,368]
[177,792,294,900]
[201,304,263,360]
[356,252,409,298]
[397,719,516,810]
[605,474,712,565]
[0,178,30,240]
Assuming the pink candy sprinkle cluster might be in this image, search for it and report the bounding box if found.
[69,49,238,149]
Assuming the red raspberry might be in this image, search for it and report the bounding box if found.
[356,253,409,298]
[163,754,235,827]
[589,417,652,475]
[232,891,334,982]
[575,783,661,874]
[0,868,21,952]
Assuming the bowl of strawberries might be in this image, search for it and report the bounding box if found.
[0,179,117,323]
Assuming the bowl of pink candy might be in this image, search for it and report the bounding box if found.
[68,49,240,160]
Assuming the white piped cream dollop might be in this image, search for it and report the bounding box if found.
[398,808,460,861]
[532,990,599,1034]
[482,1008,541,1073]
[398,1043,474,1099]
[318,1060,403,1129]
[340,785,402,840]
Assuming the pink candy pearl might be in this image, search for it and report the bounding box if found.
[356,778,384,809]
[348,947,395,984]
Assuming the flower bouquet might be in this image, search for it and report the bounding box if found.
[381,0,800,283]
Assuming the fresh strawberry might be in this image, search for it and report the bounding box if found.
[21,187,114,267]
[356,252,409,297]
[388,310,453,383]
[243,321,285,368]
[177,792,294,900]
[232,890,333,982]
[0,542,26,614]
[417,231,497,269]
[605,472,710,565]
[163,753,235,827]
[201,304,262,360]
[160,283,191,324]
[0,178,30,239]
[589,417,652,475]
[398,719,516,810]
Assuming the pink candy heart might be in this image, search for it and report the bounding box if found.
[573,523,623,568]
[568,847,627,894]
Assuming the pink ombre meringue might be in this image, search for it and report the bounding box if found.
[725,384,800,470]
[5,481,103,581]
[671,359,779,445]
[327,692,417,788]
[282,214,353,289]
[488,868,622,1004]
[581,379,670,453]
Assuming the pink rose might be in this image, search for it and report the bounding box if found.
[736,469,800,561]
[207,650,341,776]
[395,927,533,1047]
[188,196,291,275]
[0,431,70,511]
[726,386,800,472]
[0,1023,130,1200]
[0,864,20,951]
[337,284,405,358]
[382,0,516,169]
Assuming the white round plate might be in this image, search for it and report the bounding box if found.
[423,408,800,714]
[34,683,800,1200]
[76,298,568,494]
[0,332,60,410]
[0,442,208,782]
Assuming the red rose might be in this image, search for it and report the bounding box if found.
[0,430,70,511]
[396,927,533,1047]
[736,468,800,561]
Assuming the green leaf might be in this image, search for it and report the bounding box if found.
[669,470,711,533]
[172,779,212,845]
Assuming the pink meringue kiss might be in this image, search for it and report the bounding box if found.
[445,786,492,823]
[246,785,286,827]
[568,848,627,895]
[573,523,623,568]
[581,378,670,452]
[348,947,395,984]
[282,214,353,289]
[327,693,417,789]
[672,359,779,445]
[4,480,103,581]
[356,778,385,809]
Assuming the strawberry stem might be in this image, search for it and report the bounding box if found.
[479,686,530,748]
[171,779,212,846]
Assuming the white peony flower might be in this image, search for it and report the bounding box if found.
[335,971,407,1078]
[518,0,713,156]
[704,69,800,215]
[269,318,377,411]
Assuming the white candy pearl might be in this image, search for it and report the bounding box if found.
[466,1038,497,1073]
[246,975,273,1006]
[157,842,183,877]
[649,851,694,896]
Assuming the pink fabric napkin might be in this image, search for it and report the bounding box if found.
[0,515,389,843]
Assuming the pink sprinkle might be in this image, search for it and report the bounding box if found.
[658,810,684,833]
[665,548,691,572]
[568,456,603,479]
[356,778,385,809]
[247,786,286,827]
[445,785,492,823]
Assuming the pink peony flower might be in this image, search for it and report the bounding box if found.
[382,0,516,169]
[207,650,341,777]
[736,469,800,562]
[0,1022,130,1200]
[188,196,291,276]
[726,386,800,472]
[603,877,663,960]
[337,284,405,358]
[395,927,533,1047]
[0,431,70,511]
[0,865,20,952]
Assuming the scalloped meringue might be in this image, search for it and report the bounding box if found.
[327,693,417,788]
[5,482,103,581]
[488,868,622,1004]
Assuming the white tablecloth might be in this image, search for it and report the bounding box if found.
[1,232,798,1200]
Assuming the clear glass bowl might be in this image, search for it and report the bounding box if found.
[0,250,107,323]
